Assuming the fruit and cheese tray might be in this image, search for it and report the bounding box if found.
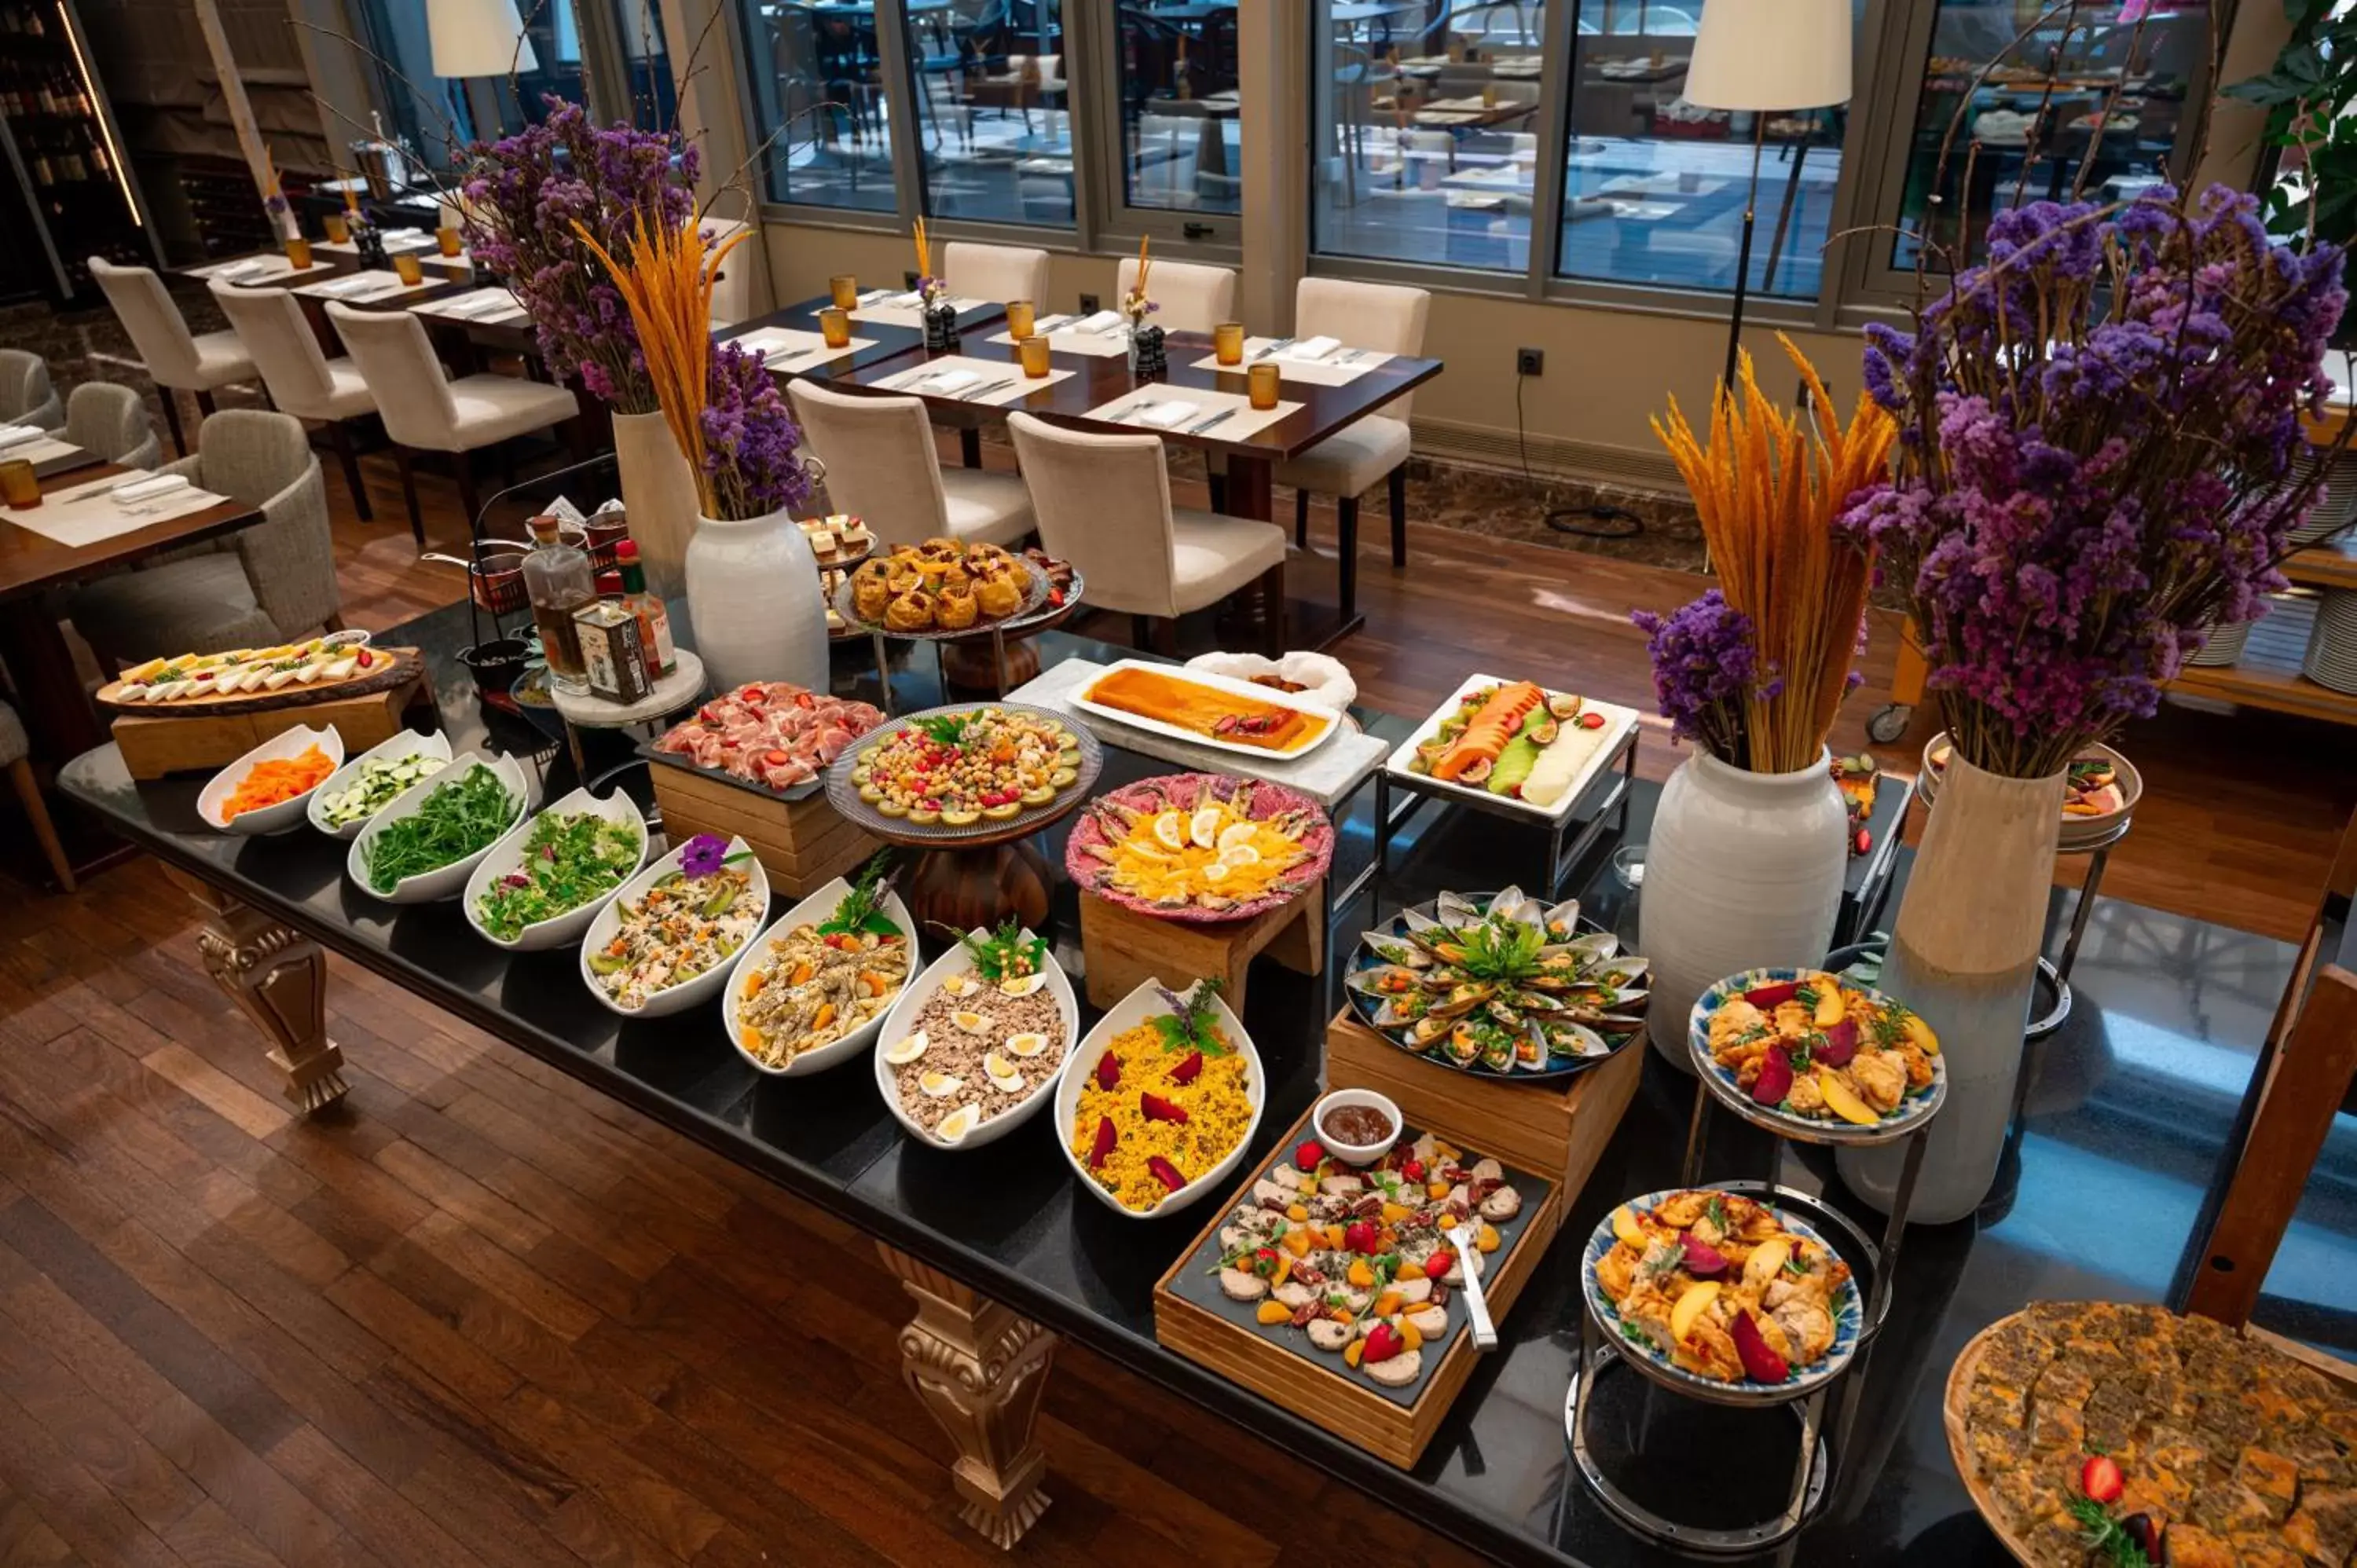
[1384,674,1639,820]
[96,632,420,715]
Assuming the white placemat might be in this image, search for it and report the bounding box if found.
[1007,658,1387,810]
[1188,337,1393,387]
[3,474,227,547]
[869,355,1073,406]
[843,289,988,328]
[192,252,302,282]
[0,433,82,470]
[295,271,432,302]
[317,228,436,255]
[1082,387,1302,443]
[983,309,1132,357]
[727,324,879,368]
[409,286,526,324]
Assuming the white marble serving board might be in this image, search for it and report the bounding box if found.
[1006,658,1387,809]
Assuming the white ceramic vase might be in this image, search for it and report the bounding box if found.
[612,408,698,599]
[1638,748,1849,1071]
[1837,754,2064,1224]
[683,504,829,694]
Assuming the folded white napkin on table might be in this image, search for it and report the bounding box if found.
[112,474,192,502]
[1285,336,1342,362]
[0,425,40,449]
[914,368,981,393]
[1072,310,1124,335]
[1135,401,1197,429]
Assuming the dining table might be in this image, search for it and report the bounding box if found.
[765,293,1443,650]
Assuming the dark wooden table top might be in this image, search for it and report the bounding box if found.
[819,320,1443,463]
[726,301,930,384]
[0,462,261,605]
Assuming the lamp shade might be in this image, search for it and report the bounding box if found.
[1682,0,1852,112]
[427,0,540,77]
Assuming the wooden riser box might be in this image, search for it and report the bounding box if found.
[648,763,879,899]
[112,676,431,780]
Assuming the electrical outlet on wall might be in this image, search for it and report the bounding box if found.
[1080,291,1101,313]
[1516,347,1545,377]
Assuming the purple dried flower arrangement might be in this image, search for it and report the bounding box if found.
[1631,590,1779,766]
[1841,185,2347,778]
[698,341,818,522]
[456,97,698,415]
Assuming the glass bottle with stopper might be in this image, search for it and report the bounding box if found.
[521,513,595,694]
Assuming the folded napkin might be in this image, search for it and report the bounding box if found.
[313,274,384,297]
[0,425,41,449]
[911,368,981,393]
[213,260,268,282]
[1284,336,1342,362]
[1072,310,1124,335]
[112,474,192,503]
[1134,401,1197,429]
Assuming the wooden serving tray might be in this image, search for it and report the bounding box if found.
[1078,886,1321,1017]
[111,670,433,780]
[648,758,879,899]
[95,647,422,716]
[1325,1010,1640,1198]
[1152,1105,1561,1469]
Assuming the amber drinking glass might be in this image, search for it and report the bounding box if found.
[1006,299,1036,342]
[393,251,423,287]
[830,273,860,311]
[1019,335,1052,378]
[1248,362,1281,411]
[0,459,40,509]
[437,226,463,257]
[322,212,349,244]
[284,236,313,270]
[1214,322,1245,365]
[819,306,852,349]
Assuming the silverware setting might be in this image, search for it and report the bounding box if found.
[1250,336,1296,361]
[1187,408,1236,434]
[1032,313,1072,334]
[962,379,1016,402]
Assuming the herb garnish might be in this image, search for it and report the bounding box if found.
[819,849,901,936]
[1149,978,1228,1055]
[944,916,1047,983]
[1870,1005,1910,1050]
[362,764,519,892]
[911,712,977,748]
[2066,1497,2154,1568]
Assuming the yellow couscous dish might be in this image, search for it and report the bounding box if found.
[1071,1009,1254,1213]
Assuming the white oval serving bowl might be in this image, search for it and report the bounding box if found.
[198,724,346,836]
[1055,975,1266,1219]
[873,927,1079,1150]
[307,728,453,840]
[724,874,919,1077]
[460,786,649,952]
[346,750,533,903]
[579,834,769,1019]
[1310,1087,1403,1167]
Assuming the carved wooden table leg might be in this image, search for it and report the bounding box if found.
[875,1243,1056,1548]
[160,866,349,1116]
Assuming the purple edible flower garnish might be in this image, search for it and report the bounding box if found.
[679,833,731,879]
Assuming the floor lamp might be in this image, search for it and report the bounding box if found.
[1681,0,1852,397]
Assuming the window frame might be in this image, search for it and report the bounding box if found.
[1081,0,1244,258]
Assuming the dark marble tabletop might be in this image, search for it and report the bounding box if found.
[57,597,2356,1566]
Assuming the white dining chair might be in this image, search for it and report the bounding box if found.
[0,350,63,430]
[85,257,258,457]
[786,379,1033,549]
[326,301,580,547]
[211,280,379,523]
[61,383,159,471]
[942,241,1051,310]
[1007,412,1286,655]
[1277,276,1429,570]
[1115,258,1236,335]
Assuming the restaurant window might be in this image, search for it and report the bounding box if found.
[1310,0,1548,273]
[1552,0,1863,300]
[354,0,588,166]
[608,0,679,130]
[1115,2,1241,222]
[735,0,901,211]
[904,1,1073,228]
[1882,0,2210,276]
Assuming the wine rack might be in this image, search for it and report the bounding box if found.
[0,0,160,305]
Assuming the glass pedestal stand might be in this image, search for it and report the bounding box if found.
[1563,1030,1943,1552]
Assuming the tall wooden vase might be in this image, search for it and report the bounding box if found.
[1835,754,2064,1224]
[613,409,698,599]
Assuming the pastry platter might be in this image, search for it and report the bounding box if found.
[1344,887,1648,1082]
[1945,1302,2357,1568]
[1688,966,1946,1144]
[1384,674,1639,821]
[97,632,420,716]
[834,539,1050,640]
[823,702,1103,847]
[1069,660,1341,761]
[1580,1187,1864,1406]
[1064,773,1335,923]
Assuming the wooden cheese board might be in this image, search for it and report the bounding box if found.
[96,646,422,717]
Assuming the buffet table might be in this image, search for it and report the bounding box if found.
[55,599,2344,1565]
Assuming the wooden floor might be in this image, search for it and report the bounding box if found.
[0,435,2348,1567]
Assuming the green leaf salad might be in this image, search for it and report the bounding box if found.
[361,764,519,892]
[471,810,643,940]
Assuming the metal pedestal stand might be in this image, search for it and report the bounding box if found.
[1563,1013,1943,1552]
[1375,726,1639,901]
[2025,814,2131,1039]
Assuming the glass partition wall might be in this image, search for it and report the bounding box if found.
[737,0,902,211]
[907,1,1073,228]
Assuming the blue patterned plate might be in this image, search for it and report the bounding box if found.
[1579,1188,1864,1405]
[1687,966,1946,1145]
